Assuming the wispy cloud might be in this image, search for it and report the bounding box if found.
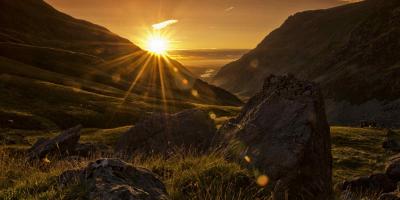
[152,19,178,30]
[225,6,234,12]
[339,0,362,2]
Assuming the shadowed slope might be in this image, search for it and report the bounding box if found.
[213,0,400,126]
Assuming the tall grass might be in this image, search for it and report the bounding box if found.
[0,147,270,200]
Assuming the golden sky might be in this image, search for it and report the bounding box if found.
[45,0,350,50]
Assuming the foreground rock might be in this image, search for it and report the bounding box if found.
[219,75,332,200]
[27,125,82,161]
[116,109,217,156]
[340,154,400,196]
[379,192,400,200]
[341,173,396,194]
[59,158,169,200]
[387,155,400,182]
[383,129,400,152]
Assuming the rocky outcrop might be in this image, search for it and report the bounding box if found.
[27,125,82,161]
[59,158,169,200]
[116,109,217,156]
[219,75,332,200]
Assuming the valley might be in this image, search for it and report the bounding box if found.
[1,0,400,199]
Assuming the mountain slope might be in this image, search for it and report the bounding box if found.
[0,0,242,107]
[213,0,400,126]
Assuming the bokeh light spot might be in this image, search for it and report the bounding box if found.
[257,175,269,187]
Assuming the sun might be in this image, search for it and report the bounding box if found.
[147,36,168,55]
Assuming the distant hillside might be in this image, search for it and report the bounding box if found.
[213,0,400,126]
[0,0,138,59]
[0,0,242,129]
[0,0,241,107]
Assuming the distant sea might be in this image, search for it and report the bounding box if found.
[169,49,249,82]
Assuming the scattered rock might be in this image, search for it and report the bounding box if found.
[116,109,217,156]
[219,75,333,200]
[386,155,400,182]
[27,125,82,161]
[342,173,397,194]
[379,192,400,200]
[383,129,400,151]
[59,158,169,200]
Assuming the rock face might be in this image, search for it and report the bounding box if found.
[27,125,82,161]
[219,75,332,200]
[59,158,169,200]
[116,109,217,156]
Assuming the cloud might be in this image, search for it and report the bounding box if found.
[338,0,362,2]
[152,19,178,30]
[225,6,234,12]
[200,69,216,78]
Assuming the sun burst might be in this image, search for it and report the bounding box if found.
[147,35,169,55]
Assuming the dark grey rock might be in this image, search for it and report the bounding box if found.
[379,193,400,200]
[342,173,397,194]
[59,158,169,200]
[219,74,333,200]
[27,125,82,161]
[386,155,400,182]
[383,129,400,151]
[116,109,217,156]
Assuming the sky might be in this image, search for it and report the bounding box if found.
[45,0,353,50]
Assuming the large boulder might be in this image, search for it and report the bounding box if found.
[27,125,82,161]
[219,74,332,200]
[116,109,217,156]
[59,158,169,200]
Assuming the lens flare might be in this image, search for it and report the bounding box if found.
[147,36,168,55]
[257,175,269,187]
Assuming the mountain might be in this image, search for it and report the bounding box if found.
[0,0,241,106]
[0,0,241,129]
[213,0,400,127]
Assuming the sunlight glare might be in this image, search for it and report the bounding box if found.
[147,36,168,55]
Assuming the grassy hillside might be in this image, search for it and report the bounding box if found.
[0,0,242,114]
[0,55,240,130]
[1,126,398,199]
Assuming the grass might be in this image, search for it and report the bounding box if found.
[331,127,398,184]
[0,148,270,200]
[0,70,239,131]
[1,123,399,199]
